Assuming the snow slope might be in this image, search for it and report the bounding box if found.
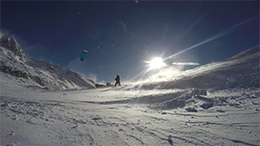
[1,36,260,146]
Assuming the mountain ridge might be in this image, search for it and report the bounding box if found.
[0,33,96,91]
[1,32,259,91]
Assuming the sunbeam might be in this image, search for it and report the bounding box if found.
[130,68,150,82]
[163,15,258,61]
[130,15,258,82]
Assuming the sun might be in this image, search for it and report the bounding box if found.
[145,57,166,70]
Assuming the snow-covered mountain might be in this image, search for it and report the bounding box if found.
[0,33,96,90]
[1,32,259,91]
[137,46,259,90]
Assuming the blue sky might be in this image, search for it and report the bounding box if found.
[1,1,259,83]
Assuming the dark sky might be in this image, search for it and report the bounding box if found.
[1,1,259,83]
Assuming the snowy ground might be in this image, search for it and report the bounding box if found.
[1,73,260,146]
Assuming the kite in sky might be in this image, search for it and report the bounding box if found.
[80,50,88,62]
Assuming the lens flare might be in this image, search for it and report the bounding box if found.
[172,62,199,65]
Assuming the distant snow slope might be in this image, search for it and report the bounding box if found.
[0,33,95,90]
[137,46,259,90]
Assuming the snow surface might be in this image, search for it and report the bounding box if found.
[0,32,260,145]
[1,71,260,146]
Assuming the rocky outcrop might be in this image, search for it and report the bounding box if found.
[0,34,28,62]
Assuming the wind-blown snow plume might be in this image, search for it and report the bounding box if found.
[137,46,260,90]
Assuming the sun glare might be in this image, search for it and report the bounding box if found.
[146,57,166,70]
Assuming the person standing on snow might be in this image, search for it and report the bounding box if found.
[114,74,121,87]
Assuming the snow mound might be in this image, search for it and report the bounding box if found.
[75,87,260,113]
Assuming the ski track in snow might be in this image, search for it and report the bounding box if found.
[1,87,260,146]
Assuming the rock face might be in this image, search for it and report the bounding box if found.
[0,33,96,90]
[0,33,28,62]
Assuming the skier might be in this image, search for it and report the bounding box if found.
[114,74,121,87]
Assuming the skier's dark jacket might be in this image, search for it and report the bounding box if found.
[115,75,120,82]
